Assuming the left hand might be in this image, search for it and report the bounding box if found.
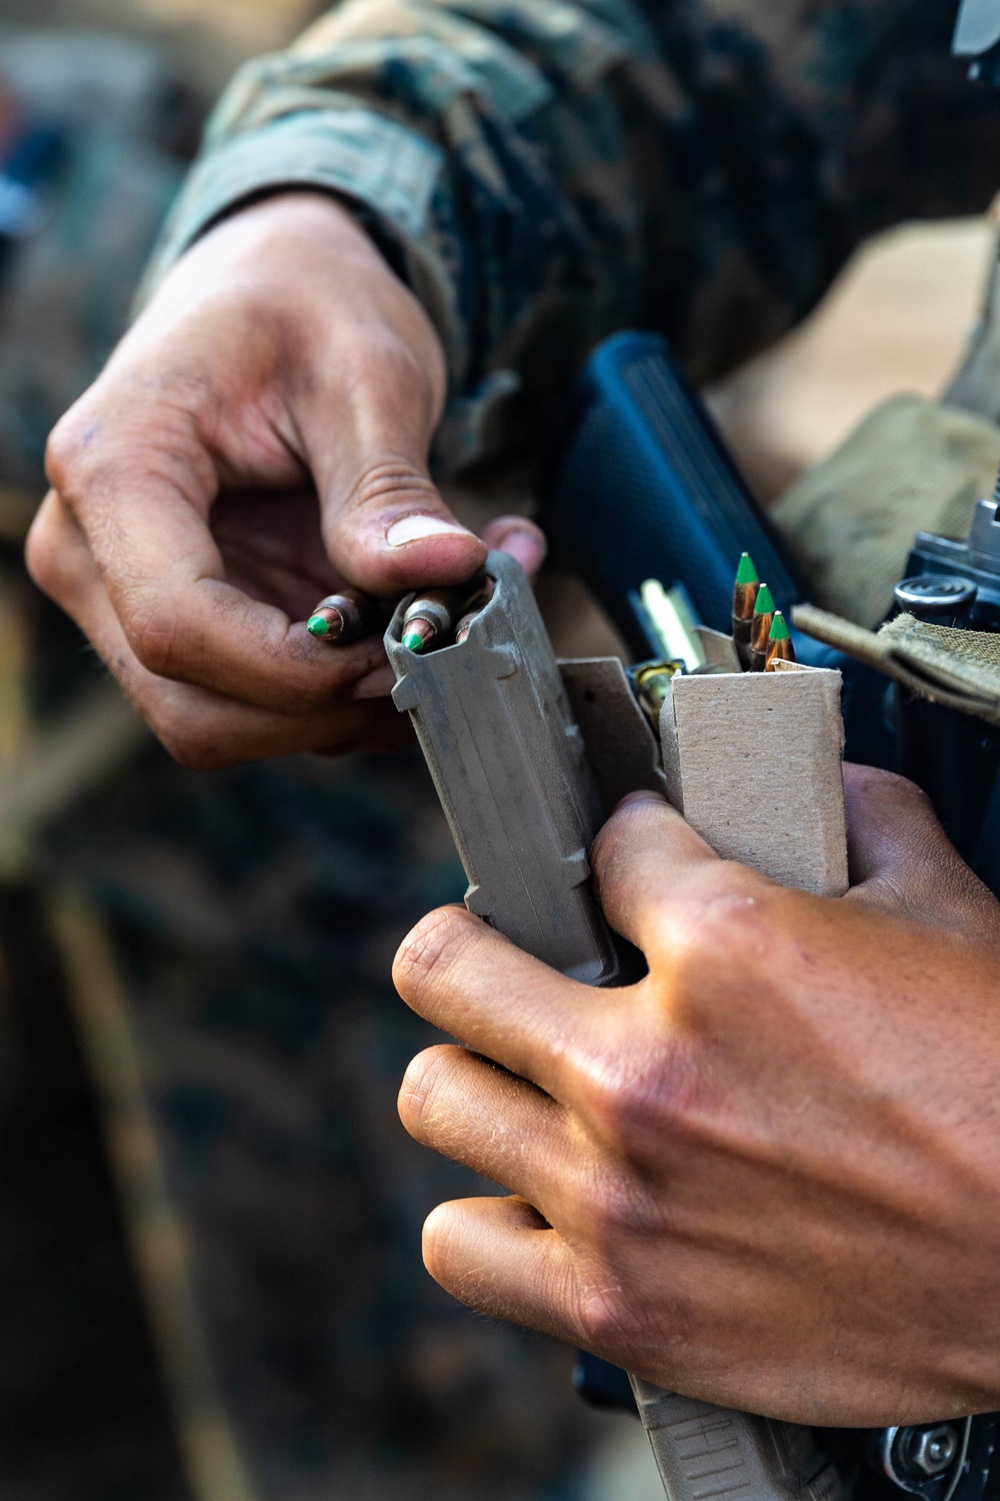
[394,765,1000,1426]
[28,192,547,768]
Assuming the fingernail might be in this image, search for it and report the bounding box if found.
[386,515,475,547]
[353,664,397,700]
[616,790,668,812]
[497,526,545,573]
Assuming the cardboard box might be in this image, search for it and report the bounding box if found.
[659,665,849,898]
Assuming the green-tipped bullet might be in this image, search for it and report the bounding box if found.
[732,553,761,669]
[753,582,775,619]
[749,583,776,671]
[736,553,759,588]
[306,590,381,645]
[399,573,491,656]
[765,609,795,671]
[769,611,790,641]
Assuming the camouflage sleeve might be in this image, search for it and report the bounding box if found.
[140,1,1000,478]
[139,0,680,475]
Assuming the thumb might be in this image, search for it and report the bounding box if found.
[302,325,486,594]
[844,763,995,929]
[323,450,487,596]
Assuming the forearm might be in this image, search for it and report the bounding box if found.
[141,0,671,476]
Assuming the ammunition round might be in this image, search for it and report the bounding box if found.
[749,582,776,672]
[454,611,480,646]
[634,661,682,725]
[732,553,761,671]
[307,589,380,645]
[764,611,795,671]
[307,606,342,640]
[401,619,438,653]
[401,573,490,654]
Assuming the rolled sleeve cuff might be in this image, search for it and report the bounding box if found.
[138,106,445,300]
[137,106,513,476]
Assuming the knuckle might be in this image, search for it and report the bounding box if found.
[575,1281,647,1359]
[849,762,933,814]
[668,868,782,986]
[44,409,92,494]
[45,394,124,505]
[392,905,479,1002]
[398,1046,454,1137]
[168,737,227,772]
[350,458,441,517]
[591,798,661,882]
[575,1028,699,1158]
[24,509,62,598]
[162,735,220,772]
[340,318,433,393]
[350,330,429,393]
[882,772,936,819]
[578,1059,642,1146]
[575,1276,693,1374]
[150,708,229,772]
[126,599,188,679]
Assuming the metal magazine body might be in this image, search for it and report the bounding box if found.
[386,549,622,987]
[631,1386,842,1501]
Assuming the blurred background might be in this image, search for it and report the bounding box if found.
[0,3,994,1501]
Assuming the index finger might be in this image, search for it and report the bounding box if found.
[41,451,377,715]
[590,793,723,954]
[393,905,610,1106]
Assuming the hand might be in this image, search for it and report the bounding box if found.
[26,191,545,768]
[394,765,1000,1425]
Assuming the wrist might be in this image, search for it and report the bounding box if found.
[215,188,391,267]
[144,189,448,413]
[167,189,399,303]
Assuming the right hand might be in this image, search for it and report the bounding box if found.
[395,768,1000,1424]
[27,191,545,768]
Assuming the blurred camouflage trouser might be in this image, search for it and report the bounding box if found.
[47,746,598,1501]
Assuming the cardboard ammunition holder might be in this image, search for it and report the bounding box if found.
[564,642,848,901]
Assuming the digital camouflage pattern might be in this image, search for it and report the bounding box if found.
[146,0,1000,474]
